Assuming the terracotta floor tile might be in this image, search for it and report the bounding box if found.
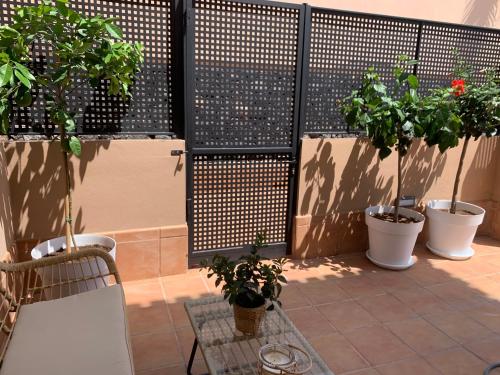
[425,347,486,375]
[375,357,440,375]
[464,336,500,363]
[389,286,453,316]
[425,311,492,344]
[287,306,337,338]
[168,302,191,328]
[466,277,500,302]
[296,279,349,305]
[175,326,204,363]
[405,264,448,287]
[344,325,414,366]
[309,333,369,374]
[131,331,182,371]
[317,300,378,332]
[386,318,457,355]
[123,278,165,307]
[161,276,210,303]
[357,294,417,323]
[282,261,322,283]
[465,304,500,333]
[365,271,418,291]
[280,285,311,310]
[337,276,386,299]
[342,369,381,375]
[427,281,491,310]
[136,364,185,375]
[128,302,173,335]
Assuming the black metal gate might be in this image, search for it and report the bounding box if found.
[185,0,305,264]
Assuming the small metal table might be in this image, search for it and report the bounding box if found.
[184,296,334,375]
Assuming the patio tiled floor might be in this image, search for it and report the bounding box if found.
[125,236,500,375]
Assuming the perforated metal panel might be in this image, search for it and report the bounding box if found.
[303,10,420,134]
[1,0,174,134]
[192,153,291,252]
[191,0,301,148]
[418,22,500,92]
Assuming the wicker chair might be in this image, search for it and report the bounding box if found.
[0,249,134,375]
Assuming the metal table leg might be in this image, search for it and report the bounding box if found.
[187,338,198,375]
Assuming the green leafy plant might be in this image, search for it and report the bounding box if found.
[201,232,287,309]
[421,50,500,214]
[0,0,143,251]
[341,56,424,222]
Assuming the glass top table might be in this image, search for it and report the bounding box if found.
[184,296,334,375]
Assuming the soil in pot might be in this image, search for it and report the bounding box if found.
[45,244,112,257]
[372,212,422,224]
[437,208,475,216]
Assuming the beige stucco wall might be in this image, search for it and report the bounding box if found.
[293,136,499,258]
[279,0,500,28]
[298,137,498,217]
[0,143,14,260]
[5,139,186,242]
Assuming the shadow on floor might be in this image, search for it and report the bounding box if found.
[125,236,500,375]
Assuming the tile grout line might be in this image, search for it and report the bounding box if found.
[158,277,190,371]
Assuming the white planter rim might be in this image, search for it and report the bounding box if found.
[31,234,116,260]
[365,205,425,236]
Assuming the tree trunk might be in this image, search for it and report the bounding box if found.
[393,150,402,223]
[61,148,78,253]
[450,135,471,214]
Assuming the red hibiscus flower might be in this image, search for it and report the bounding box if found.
[451,79,465,96]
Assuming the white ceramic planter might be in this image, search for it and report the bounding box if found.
[426,200,485,260]
[365,205,425,270]
[31,234,116,297]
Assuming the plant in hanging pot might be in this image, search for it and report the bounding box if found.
[201,233,287,336]
[0,0,143,285]
[421,52,500,260]
[340,56,425,270]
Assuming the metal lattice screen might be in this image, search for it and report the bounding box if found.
[192,154,291,251]
[304,11,420,134]
[418,23,500,92]
[303,8,500,135]
[187,0,303,256]
[191,0,300,148]
[0,0,174,134]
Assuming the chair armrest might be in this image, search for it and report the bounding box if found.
[0,248,120,284]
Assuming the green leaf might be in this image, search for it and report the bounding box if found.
[0,64,13,87]
[65,117,76,132]
[407,74,419,89]
[14,63,35,81]
[69,136,81,157]
[14,70,31,89]
[373,83,386,94]
[15,90,32,107]
[105,23,123,39]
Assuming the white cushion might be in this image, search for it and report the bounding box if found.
[1,285,134,375]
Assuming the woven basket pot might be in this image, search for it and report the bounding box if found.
[233,302,266,336]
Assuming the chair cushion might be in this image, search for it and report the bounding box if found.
[1,285,134,375]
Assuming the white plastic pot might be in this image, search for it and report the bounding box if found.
[365,205,425,270]
[426,200,485,260]
[31,234,116,297]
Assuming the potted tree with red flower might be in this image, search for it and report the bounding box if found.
[421,52,500,259]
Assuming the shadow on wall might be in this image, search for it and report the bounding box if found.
[401,140,447,206]
[461,137,499,236]
[5,140,110,260]
[0,145,15,260]
[463,0,498,27]
[297,138,447,258]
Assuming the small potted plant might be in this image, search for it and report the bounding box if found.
[201,233,287,336]
[422,51,500,260]
[341,56,425,270]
